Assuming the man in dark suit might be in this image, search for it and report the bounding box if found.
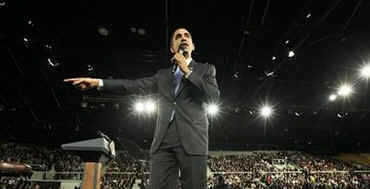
[64,28,220,189]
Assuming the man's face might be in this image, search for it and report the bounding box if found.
[170,28,195,55]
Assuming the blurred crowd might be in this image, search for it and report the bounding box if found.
[0,177,59,189]
[207,172,370,189]
[207,152,370,189]
[1,143,370,189]
[0,143,83,173]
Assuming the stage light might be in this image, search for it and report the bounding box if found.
[23,37,31,48]
[233,72,240,79]
[337,84,353,97]
[306,13,311,18]
[137,28,147,35]
[98,27,109,36]
[43,44,53,53]
[47,57,60,67]
[259,105,273,118]
[87,64,94,72]
[134,102,145,113]
[329,94,337,101]
[0,1,6,7]
[285,40,290,44]
[337,113,342,118]
[206,103,219,116]
[144,100,156,113]
[81,102,88,108]
[288,51,295,58]
[27,19,35,27]
[272,56,276,60]
[360,65,370,79]
[134,99,156,114]
[265,71,274,77]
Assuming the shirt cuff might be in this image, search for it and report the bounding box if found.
[97,79,104,90]
[184,70,192,78]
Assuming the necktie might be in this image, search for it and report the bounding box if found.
[170,67,183,122]
[174,66,183,95]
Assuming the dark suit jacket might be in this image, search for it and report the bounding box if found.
[102,60,220,155]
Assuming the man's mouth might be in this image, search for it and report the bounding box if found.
[179,43,189,48]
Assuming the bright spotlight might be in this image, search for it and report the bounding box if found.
[329,94,337,101]
[144,100,156,113]
[98,27,109,36]
[360,65,370,79]
[259,105,273,118]
[134,102,145,113]
[337,84,353,97]
[288,51,295,58]
[80,101,88,108]
[206,103,219,116]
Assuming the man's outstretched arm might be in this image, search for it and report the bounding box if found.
[63,78,100,91]
[64,75,158,94]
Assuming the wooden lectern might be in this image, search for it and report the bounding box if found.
[62,137,116,189]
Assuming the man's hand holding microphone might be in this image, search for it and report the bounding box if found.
[171,44,191,75]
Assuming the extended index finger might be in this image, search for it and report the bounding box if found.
[64,78,84,82]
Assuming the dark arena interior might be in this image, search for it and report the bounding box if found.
[1,0,370,188]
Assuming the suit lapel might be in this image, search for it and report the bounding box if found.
[167,69,176,98]
[175,60,197,98]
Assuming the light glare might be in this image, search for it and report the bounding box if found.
[360,65,370,79]
[329,94,337,101]
[260,105,273,118]
[144,100,156,113]
[337,84,353,97]
[288,51,295,57]
[206,104,219,116]
[134,102,145,113]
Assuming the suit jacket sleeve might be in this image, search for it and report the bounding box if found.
[186,64,220,101]
[101,73,158,94]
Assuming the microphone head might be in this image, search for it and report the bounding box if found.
[178,44,188,56]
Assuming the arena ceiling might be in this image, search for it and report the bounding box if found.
[1,0,370,151]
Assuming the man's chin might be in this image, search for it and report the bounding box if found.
[179,43,189,48]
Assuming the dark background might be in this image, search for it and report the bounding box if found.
[1,0,370,153]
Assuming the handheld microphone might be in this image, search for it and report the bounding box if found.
[171,45,186,73]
